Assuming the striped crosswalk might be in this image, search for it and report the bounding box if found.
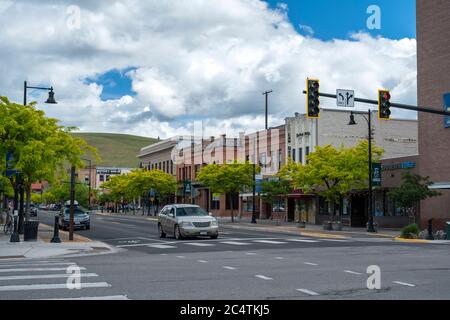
[0,260,128,300]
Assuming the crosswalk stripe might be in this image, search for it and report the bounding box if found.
[0,273,98,281]
[0,263,76,268]
[286,238,319,243]
[40,295,129,300]
[147,244,177,249]
[197,260,208,263]
[303,262,318,266]
[255,275,273,281]
[0,267,86,273]
[393,281,415,287]
[344,270,362,275]
[0,282,110,292]
[183,242,215,247]
[319,239,349,242]
[220,241,251,246]
[223,266,237,270]
[297,288,319,296]
[253,240,287,244]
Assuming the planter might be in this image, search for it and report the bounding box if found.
[332,222,342,231]
[323,221,333,231]
[296,221,306,228]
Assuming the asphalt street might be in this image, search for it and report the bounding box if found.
[1,210,449,300]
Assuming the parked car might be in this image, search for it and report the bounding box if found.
[158,204,219,240]
[29,204,38,217]
[59,201,90,230]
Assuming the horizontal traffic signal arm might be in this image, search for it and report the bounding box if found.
[301,91,450,117]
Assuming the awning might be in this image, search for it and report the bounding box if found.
[429,182,450,189]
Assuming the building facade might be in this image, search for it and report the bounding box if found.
[416,0,450,230]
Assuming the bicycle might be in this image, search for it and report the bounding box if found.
[3,210,14,235]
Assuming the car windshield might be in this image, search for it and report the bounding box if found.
[176,207,208,217]
[64,208,88,216]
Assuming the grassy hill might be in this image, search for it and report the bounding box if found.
[72,132,159,168]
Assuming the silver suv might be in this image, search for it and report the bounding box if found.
[158,204,219,240]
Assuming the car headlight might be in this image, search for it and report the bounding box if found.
[211,220,218,227]
[180,221,193,227]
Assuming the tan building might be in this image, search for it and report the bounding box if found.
[416,0,450,230]
[137,139,177,176]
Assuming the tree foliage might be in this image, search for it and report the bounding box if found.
[197,162,256,222]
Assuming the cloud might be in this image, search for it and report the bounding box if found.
[298,24,314,36]
[0,0,417,139]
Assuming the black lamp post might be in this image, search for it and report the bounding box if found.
[348,110,376,233]
[16,81,57,234]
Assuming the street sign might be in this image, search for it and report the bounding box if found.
[372,163,381,187]
[5,151,17,177]
[255,175,263,193]
[444,93,450,128]
[336,89,355,108]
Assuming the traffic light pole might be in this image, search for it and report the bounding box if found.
[302,91,450,117]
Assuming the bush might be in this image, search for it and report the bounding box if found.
[400,223,420,239]
[434,230,447,240]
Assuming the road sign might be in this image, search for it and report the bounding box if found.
[5,151,17,177]
[336,89,355,107]
[444,93,450,128]
[255,175,263,193]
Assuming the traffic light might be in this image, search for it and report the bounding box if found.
[306,79,320,118]
[378,89,391,120]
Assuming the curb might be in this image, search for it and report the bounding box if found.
[393,237,432,243]
[39,223,93,243]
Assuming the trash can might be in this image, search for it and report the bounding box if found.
[24,220,40,241]
[446,222,450,240]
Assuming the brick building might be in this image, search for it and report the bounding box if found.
[416,0,450,230]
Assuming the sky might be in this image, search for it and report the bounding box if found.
[0,0,417,139]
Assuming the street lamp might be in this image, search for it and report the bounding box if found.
[15,81,57,235]
[348,110,376,233]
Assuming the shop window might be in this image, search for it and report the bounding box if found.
[211,194,220,210]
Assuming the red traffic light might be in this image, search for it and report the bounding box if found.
[383,91,391,101]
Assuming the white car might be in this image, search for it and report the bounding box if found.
[158,204,219,240]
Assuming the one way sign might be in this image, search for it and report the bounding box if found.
[336,89,355,108]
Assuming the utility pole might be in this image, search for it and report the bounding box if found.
[69,166,76,241]
[263,90,273,130]
[367,110,375,233]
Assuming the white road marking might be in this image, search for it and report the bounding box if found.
[245,252,257,255]
[255,275,273,281]
[0,282,111,292]
[393,281,415,287]
[286,238,319,243]
[40,295,129,300]
[176,256,186,259]
[184,242,215,247]
[303,262,318,266]
[344,270,362,275]
[0,262,76,268]
[223,266,237,270]
[296,288,319,296]
[116,243,150,248]
[220,241,251,246]
[160,254,168,256]
[275,257,285,260]
[147,244,177,249]
[0,273,98,281]
[0,267,86,273]
[319,239,349,242]
[252,240,287,244]
[197,260,208,263]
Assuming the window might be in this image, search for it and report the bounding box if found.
[166,160,170,173]
[159,162,162,170]
[278,149,282,170]
[299,148,303,164]
[292,148,296,162]
[211,194,220,210]
[170,161,173,174]
[84,175,89,183]
[163,161,166,172]
[306,147,310,164]
[106,175,110,181]
[99,175,104,182]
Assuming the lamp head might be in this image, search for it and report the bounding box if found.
[45,87,57,104]
[348,112,357,125]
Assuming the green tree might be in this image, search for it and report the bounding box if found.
[197,162,255,222]
[388,171,441,223]
[280,141,384,221]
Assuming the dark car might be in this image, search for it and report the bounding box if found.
[59,202,90,230]
[29,204,38,217]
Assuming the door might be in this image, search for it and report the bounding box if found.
[287,198,295,222]
[351,194,366,227]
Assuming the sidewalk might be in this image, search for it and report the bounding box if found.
[0,222,116,260]
[217,217,401,240]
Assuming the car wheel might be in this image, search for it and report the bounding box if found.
[158,223,166,238]
[174,225,183,240]
[210,234,218,239]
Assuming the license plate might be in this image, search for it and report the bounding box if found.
[200,231,208,236]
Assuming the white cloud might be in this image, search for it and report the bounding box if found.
[0,0,417,139]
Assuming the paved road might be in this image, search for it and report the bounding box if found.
[1,210,449,300]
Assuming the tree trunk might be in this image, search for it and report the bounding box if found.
[230,192,234,223]
[25,183,31,221]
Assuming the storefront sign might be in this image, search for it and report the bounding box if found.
[444,93,450,128]
[97,168,121,175]
[382,162,416,171]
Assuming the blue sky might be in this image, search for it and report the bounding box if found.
[266,0,416,40]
